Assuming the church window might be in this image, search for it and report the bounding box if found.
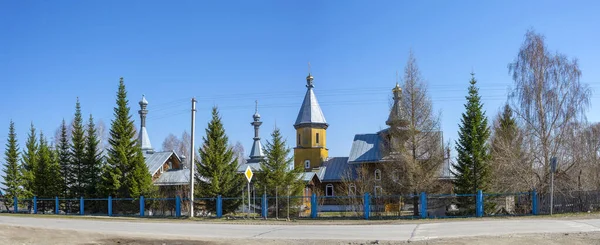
[316,133,320,144]
[304,160,311,169]
[168,161,172,170]
[325,184,334,197]
[297,134,301,146]
[374,186,383,196]
[348,184,356,196]
[375,169,381,181]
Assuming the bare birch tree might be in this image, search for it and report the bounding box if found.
[508,30,592,192]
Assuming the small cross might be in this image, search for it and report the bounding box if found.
[255,100,258,113]
[308,62,311,74]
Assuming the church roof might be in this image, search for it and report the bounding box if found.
[294,74,327,128]
[321,157,351,182]
[139,127,152,151]
[386,83,408,126]
[348,134,383,163]
[248,140,263,162]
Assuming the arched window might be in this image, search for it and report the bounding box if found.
[375,169,381,181]
[304,160,311,169]
[348,184,357,196]
[325,184,334,197]
[168,161,173,169]
[374,186,383,196]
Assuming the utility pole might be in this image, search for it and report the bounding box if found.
[189,98,197,218]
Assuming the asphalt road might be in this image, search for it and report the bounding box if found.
[1,216,600,242]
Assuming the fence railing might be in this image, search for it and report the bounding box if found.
[4,189,600,219]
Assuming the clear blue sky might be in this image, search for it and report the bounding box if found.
[1,0,599,176]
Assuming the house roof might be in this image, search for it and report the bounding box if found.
[144,151,178,175]
[301,172,317,182]
[294,75,327,128]
[348,134,382,163]
[321,157,351,182]
[154,169,190,186]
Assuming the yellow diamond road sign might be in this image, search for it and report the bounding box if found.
[245,166,253,182]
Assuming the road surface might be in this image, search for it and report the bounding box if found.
[1,215,600,242]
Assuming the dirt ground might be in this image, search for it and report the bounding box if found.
[2,225,600,245]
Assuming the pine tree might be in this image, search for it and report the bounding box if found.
[257,127,304,216]
[453,74,492,201]
[83,114,102,197]
[57,119,71,198]
[196,106,244,214]
[70,98,86,197]
[2,120,24,208]
[21,123,38,197]
[100,77,154,200]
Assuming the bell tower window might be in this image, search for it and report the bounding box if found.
[316,133,319,144]
[297,133,301,146]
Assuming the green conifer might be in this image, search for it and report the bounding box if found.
[2,121,24,208]
[84,115,103,197]
[100,77,154,200]
[453,74,492,206]
[196,107,244,214]
[70,98,86,197]
[257,127,304,216]
[57,119,71,197]
[21,123,38,197]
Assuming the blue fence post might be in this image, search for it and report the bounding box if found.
[80,196,84,215]
[476,190,483,217]
[310,193,317,219]
[261,193,267,219]
[216,195,223,218]
[140,196,145,217]
[176,196,181,217]
[420,192,427,219]
[13,196,18,213]
[532,189,538,215]
[364,192,370,220]
[108,196,112,216]
[33,196,37,214]
[55,196,59,215]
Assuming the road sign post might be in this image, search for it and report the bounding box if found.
[245,166,253,218]
[550,157,557,215]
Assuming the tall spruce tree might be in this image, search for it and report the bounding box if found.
[453,74,492,199]
[57,119,71,197]
[34,132,62,197]
[196,106,243,214]
[490,104,527,192]
[100,77,154,199]
[2,121,24,208]
[256,127,303,215]
[70,98,86,197]
[21,123,38,197]
[84,114,103,197]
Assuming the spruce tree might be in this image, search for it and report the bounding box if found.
[70,98,86,197]
[100,77,154,199]
[83,114,102,197]
[196,106,243,214]
[453,74,491,201]
[57,119,71,198]
[21,123,38,197]
[257,127,303,216]
[34,132,62,197]
[2,121,24,208]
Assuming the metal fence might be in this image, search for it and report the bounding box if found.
[6,189,600,219]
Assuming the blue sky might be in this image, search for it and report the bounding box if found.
[1,0,599,176]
